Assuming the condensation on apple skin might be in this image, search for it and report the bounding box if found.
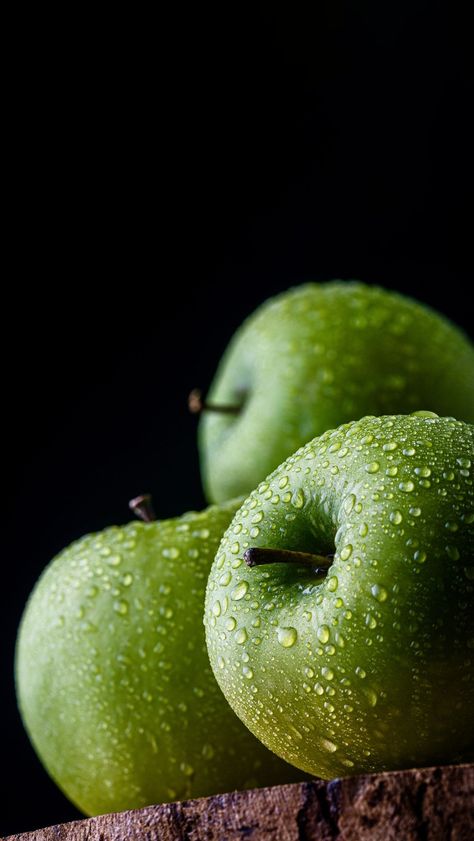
[205,414,474,779]
[18,497,304,816]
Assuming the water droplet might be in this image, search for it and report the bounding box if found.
[457,457,471,469]
[320,738,338,753]
[226,617,237,631]
[364,688,378,707]
[344,493,356,514]
[317,625,330,644]
[217,656,225,669]
[414,550,427,564]
[277,627,298,648]
[279,476,289,488]
[445,521,459,533]
[409,507,422,517]
[383,442,398,452]
[321,666,334,680]
[251,511,264,524]
[411,410,438,418]
[163,547,180,559]
[366,462,380,474]
[212,600,222,617]
[291,489,305,509]
[327,576,338,592]
[314,682,324,695]
[219,571,231,586]
[113,600,128,615]
[121,573,134,587]
[180,762,194,777]
[202,743,215,760]
[399,481,415,493]
[446,545,460,561]
[107,554,122,566]
[340,544,353,561]
[235,627,248,645]
[390,510,403,525]
[415,466,431,477]
[356,666,367,679]
[250,527,260,538]
[371,584,388,602]
[230,542,240,554]
[242,665,254,679]
[216,554,225,569]
[385,466,398,477]
[359,522,369,537]
[231,580,249,600]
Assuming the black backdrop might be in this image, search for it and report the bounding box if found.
[4,2,473,836]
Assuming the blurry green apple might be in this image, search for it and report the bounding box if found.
[205,413,474,778]
[194,282,474,501]
[16,497,303,817]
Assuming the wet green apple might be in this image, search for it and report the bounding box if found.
[196,282,474,502]
[205,413,474,778]
[16,498,303,817]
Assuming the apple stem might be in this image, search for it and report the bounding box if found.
[129,494,157,523]
[188,388,241,415]
[244,547,333,576]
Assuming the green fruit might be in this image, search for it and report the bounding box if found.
[198,282,474,502]
[205,413,474,778]
[16,499,303,816]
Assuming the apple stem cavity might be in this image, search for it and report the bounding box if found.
[129,494,157,523]
[188,388,241,416]
[244,547,333,577]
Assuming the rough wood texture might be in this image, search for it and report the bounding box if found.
[8,763,473,841]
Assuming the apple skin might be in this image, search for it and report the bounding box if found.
[205,414,474,778]
[199,282,474,502]
[16,499,304,817]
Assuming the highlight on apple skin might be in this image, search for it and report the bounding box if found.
[197,282,474,502]
[16,499,305,818]
[205,413,474,780]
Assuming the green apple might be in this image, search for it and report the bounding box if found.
[16,498,304,817]
[196,282,474,502]
[205,413,474,778]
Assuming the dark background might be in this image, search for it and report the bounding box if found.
[4,2,472,836]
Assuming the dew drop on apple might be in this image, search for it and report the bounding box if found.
[320,737,338,753]
[390,510,403,525]
[113,599,128,615]
[235,628,248,645]
[365,461,380,474]
[219,570,231,586]
[399,480,415,493]
[327,576,338,592]
[231,580,249,600]
[340,544,352,561]
[277,627,298,648]
[317,625,330,644]
[371,584,388,602]
[242,665,254,680]
[321,666,334,680]
[364,688,378,707]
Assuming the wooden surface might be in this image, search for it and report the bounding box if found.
[8,763,474,841]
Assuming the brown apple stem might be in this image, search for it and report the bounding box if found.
[129,494,157,523]
[188,388,241,415]
[244,547,333,575]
